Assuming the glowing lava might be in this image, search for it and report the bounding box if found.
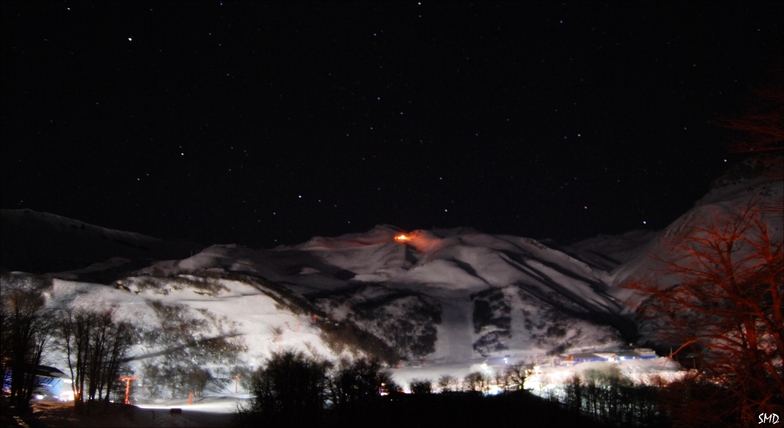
[394,234,410,241]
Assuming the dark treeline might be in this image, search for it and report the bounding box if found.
[561,366,667,427]
[236,349,617,428]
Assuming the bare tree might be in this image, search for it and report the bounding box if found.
[58,309,93,414]
[94,313,134,407]
[247,349,331,425]
[57,309,134,414]
[622,201,783,426]
[328,357,392,408]
[494,369,511,392]
[409,378,432,394]
[437,374,457,393]
[463,371,488,393]
[505,362,527,391]
[0,285,50,411]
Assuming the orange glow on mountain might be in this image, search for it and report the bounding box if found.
[394,234,410,241]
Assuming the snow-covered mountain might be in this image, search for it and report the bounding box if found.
[141,224,633,363]
[598,154,784,345]
[612,155,782,289]
[2,154,780,396]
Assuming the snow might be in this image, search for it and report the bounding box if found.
[525,357,688,400]
[23,218,657,400]
[26,219,649,402]
[602,155,784,316]
[9,156,781,411]
[135,395,250,414]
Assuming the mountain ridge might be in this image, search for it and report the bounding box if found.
[1,208,205,275]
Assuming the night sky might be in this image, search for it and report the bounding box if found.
[2,1,782,248]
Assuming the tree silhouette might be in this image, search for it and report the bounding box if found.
[329,356,397,407]
[57,309,134,414]
[248,350,331,426]
[437,374,458,393]
[463,371,488,393]
[410,378,432,394]
[0,280,50,412]
[622,200,783,426]
[505,362,527,391]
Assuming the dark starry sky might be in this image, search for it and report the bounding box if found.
[2,1,782,247]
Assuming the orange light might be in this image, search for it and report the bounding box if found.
[394,234,410,241]
[118,377,138,405]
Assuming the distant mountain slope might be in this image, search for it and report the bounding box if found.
[581,154,784,346]
[605,155,783,300]
[0,209,205,275]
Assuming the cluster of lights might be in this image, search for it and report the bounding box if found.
[394,234,410,241]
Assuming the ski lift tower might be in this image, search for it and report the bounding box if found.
[118,377,138,405]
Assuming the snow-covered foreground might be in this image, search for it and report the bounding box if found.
[31,400,240,428]
[135,395,251,414]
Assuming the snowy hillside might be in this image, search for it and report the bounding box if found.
[579,154,784,345]
[138,224,633,364]
[2,155,780,398]
[2,223,639,398]
[603,155,783,307]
